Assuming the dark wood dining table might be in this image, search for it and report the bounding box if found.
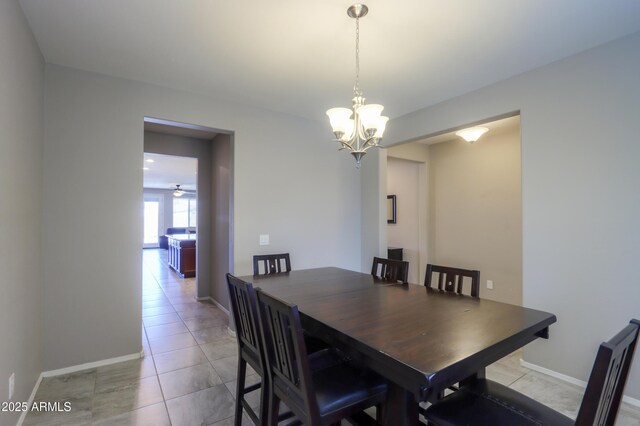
[239,267,557,425]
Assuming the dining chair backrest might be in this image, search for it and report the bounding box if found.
[255,289,319,424]
[425,264,480,298]
[575,319,640,425]
[253,253,291,276]
[225,274,263,369]
[371,256,409,284]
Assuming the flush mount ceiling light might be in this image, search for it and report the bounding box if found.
[145,158,155,163]
[173,184,185,197]
[326,4,388,168]
[456,126,489,143]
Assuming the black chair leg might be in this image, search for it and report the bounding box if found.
[258,374,269,425]
[234,357,247,426]
[376,403,386,424]
[267,387,281,426]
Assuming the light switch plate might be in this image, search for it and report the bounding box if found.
[259,234,270,246]
[486,280,494,290]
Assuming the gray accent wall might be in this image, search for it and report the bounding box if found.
[428,123,522,305]
[210,134,233,311]
[370,31,640,399]
[0,0,44,424]
[41,64,362,371]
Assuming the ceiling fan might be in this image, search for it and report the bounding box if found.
[172,184,196,197]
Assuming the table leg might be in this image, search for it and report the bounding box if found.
[383,381,418,426]
[459,367,486,387]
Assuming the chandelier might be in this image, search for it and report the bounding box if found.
[326,4,388,168]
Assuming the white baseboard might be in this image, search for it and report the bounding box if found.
[16,351,143,426]
[196,296,232,337]
[41,351,143,378]
[520,359,640,408]
[16,373,43,426]
[197,296,230,316]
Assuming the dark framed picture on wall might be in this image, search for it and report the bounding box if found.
[387,195,397,224]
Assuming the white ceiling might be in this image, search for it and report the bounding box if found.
[19,1,640,120]
[143,153,197,191]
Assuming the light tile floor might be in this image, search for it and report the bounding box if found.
[23,249,640,425]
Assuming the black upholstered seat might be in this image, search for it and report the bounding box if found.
[426,378,572,426]
[425,319,640,426]
[313,362,387,417]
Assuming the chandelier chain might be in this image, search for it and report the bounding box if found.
[354,16,361,97]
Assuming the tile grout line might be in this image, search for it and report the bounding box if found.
[505,371,529,388]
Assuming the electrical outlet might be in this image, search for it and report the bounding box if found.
[9,373,15,400]
[486,280,494,290]
[259,234,270,246]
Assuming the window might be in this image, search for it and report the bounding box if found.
[173,197,197,228]
[143,200,160,245]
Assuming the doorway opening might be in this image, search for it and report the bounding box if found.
[141,117,233,346]
[386,114,522,305]
[143,152,198,281]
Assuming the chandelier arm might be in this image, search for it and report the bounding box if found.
[335,138,355,151]
[340,142,353,151]
[361,139,377,152]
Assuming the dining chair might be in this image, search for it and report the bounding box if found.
[425,264,480,298]
[225,273,270,425]
[255,289,388,426]
[425,319,640,426]
[253,253,291,275]
[252,253,328,353]
[371,256,409,284]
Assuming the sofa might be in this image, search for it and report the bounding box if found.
[159,227,188,249]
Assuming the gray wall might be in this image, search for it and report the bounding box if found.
[360,150,388,271]
[41,64,362,371]
[428,124,522,305]
[210,134,233,310]
[0,0,44,423]
[144,131,214,299]
[374,31,640,398]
